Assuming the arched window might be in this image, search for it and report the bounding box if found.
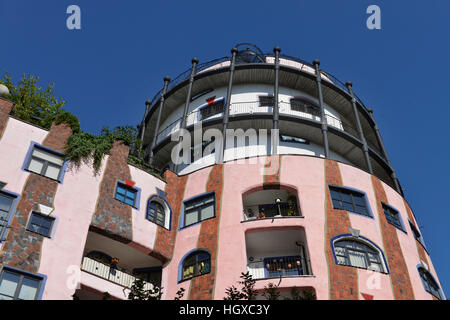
[181,251,211,281]
[148,201,165,227]
[333,237,387,273]
[146,196,171,229]
[418,267,442,299]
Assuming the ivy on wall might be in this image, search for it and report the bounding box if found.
[1,71,163,179]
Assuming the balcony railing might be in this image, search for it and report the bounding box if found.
[155,101,355,145]
[243,203,301,221]
[81,256,154,291]
[247,255,311,280]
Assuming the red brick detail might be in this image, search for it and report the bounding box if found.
[402,200,429,266]
[90,141,133,242]
[263,155,281,187]
[189,164,224,300]
[361,292,374,300]
[0,98,14,140]
[0,122,72,273]
[325,159,358,300]
[152,170,188,262]
[42,122,73,153]
[371,176,414,300]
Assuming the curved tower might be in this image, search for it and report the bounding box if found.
[138,44,444,300]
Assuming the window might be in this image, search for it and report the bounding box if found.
[199,99,225,121]
[181,251,211,281]
[259,95,274,107]
[183,193,215,228]
[115,182,137,207]
[418,267,442,299]
[409,220,424,244]
[280,135,309,145]
[0,268,43,300]
[382,203,404,231]
[27,212,55,237]
[290,98,321,117]
[147,200,166,227]
[329,186,370,217]
[26,145,64,180]
[333,238,386,273]
[190,140,215,162]
[0,192,15,239]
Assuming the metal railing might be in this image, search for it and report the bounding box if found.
[243,203,301,221]
[81,256,155,291]
[154,100,359,144]
[247,255,311,280]
[147,54,370,117]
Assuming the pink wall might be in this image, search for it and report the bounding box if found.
[339,163,393,300]
[162,167,211,300]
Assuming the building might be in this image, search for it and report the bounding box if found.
[0,44,445,300]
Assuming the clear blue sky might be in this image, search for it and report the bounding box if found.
[1,0,448,296]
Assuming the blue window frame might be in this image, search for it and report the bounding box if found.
[181,250,211,281]
[382,203,405,232]
[329,185,372,218]
[263,256,305,278]
[23,142,67,183]
[418,266,442,300]
[27,212,55,238]
[114,182,140,209]
[331,235,389,274]
[0,190,19,242]
[409,220,426,247]
[0,267,46,300]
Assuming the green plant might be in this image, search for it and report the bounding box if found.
[223,272,257,300]
[284,287,317,300]
[0,71,82,134]
[262,282,280,300]
[128,278,162,300]
[65,125,143,174]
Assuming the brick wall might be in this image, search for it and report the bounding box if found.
[0,99,14,140]
[189,164,224,300]
[325,159,358,300]
[0,122,72,273]
[90,141,133,243]
[152,170,188,262]
[371,176,415,299]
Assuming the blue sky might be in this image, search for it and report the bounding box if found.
[1,0,449,296]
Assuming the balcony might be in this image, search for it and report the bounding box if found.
[245,228,312,280]
[155,101,353,146]
[242,187,301,221]
[81,256,155,290]
[78,231,163,299]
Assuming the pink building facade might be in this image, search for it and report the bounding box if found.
[0,44,445,300]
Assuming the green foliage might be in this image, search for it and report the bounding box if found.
[283,287,317,300]
[128,278,162,300]
[66,125,143,174]
[0,71,68,130]
[224,272,257,300]
[262,282,280,300]
[55,111,81,134]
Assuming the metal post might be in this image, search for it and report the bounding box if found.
[272,46,281,155]
[313,60,329,158]
[346,82,373,174]
[138,100,151,154]
[174,58,199,173]
[147,77,170,165]
[367,108,402,195]
[220,48,238,163]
